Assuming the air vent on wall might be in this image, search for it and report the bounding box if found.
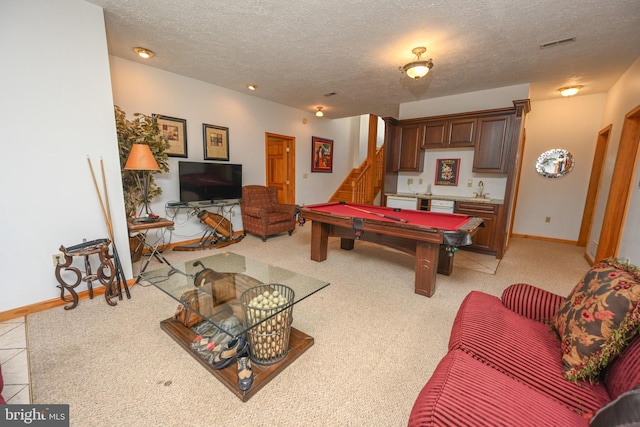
[540,37,576,49]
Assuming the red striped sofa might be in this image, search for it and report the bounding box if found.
[408,283,640,426]
[0,363,5,404]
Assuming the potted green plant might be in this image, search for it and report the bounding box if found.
[114,105,170,218]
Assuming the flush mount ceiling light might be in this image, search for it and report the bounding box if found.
[559,85,582,97]
[315,106,324,117]
[133,47,154,59]
[247,84,257,91]
[400,47,434,79]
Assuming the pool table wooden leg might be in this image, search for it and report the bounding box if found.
[415,242,439,297]
[437,246,454,276]
[340,238,355,250]
[310,221,329,261]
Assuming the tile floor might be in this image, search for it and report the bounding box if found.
[454,250,501,274]
[0,317,31,404]
[0,249,495,405]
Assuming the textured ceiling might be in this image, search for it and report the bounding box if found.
[87,0,640,119]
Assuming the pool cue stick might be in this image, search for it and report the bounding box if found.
[87,157,128,300]
[100,158,130,299]
[87,157,120,300]
[344,204,408,223]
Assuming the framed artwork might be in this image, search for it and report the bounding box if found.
[311,136,333,172]
[203,124,229,161]
[435,158,460,186]
[154,114,187,157]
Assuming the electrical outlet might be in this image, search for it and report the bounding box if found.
[418,178,423,185]
[407,178,413,185]
[303,173,308,179]
[231,211,235,217]
[545,217,551,223]
[52,252,64,266]
[467,179,473,187]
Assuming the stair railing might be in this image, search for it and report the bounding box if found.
[328,144,384,205]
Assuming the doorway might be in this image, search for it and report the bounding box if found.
[594,104,640,262]
[265,133,295,204]
[578,125,612,253]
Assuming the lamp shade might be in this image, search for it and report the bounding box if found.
[404,61,432,79]
[401,47,434,80]
[124,144,160,171]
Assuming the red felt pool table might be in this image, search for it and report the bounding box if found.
[299,202,484,297]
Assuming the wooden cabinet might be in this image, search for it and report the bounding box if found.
[422,118,477,148]
[396,123,424,172]
[455,202,500,254]
[382,100,530,260]
[473,115,512,173]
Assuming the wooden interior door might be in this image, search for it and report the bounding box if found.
[265,133,295,204]
[595,105,640,261]
[578,125,611,252]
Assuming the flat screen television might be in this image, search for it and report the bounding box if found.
[178,161,242,203]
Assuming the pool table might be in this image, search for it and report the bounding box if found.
[299,202,484,297]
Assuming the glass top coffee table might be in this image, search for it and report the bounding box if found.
[141,251,329,401]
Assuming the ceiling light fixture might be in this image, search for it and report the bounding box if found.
[133,47,154,59]
[315,107,324,117]
[247,84,257,91]
[559,85,582,97]
[400,47,434,79]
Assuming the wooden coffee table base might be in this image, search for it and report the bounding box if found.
[160,318,314,402]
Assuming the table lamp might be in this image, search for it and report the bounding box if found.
[124,144,160,220]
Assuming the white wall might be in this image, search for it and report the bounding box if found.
[396,149,508,200]
[513,94,607,241]
[591,57,640,264]
[110,57,358,242]
[0,0,129,312]
[399,84,531,119]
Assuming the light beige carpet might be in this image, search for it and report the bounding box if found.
[27,227,589,426]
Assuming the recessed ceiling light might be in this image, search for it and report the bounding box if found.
[559,85,582,97]
[247,84,257,91]
[133,47,154,59]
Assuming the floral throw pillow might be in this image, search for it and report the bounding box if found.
[552,258,640,383]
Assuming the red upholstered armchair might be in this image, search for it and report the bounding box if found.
[240,185,297,241]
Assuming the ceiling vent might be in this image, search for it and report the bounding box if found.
[540,37,576,49]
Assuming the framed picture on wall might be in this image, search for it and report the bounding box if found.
[154,114,188,158]
[435,158,460,186]
[311,136,333,172]
[203,123,229,161]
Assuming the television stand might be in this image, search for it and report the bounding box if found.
[169,201,243,252]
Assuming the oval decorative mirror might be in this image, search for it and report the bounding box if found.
[535,149,574,178]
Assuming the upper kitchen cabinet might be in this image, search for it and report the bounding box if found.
[422,117,477,149]
[472,114,512,173]
[395,122,425,172]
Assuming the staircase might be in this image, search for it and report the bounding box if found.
[329,145,384,204]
